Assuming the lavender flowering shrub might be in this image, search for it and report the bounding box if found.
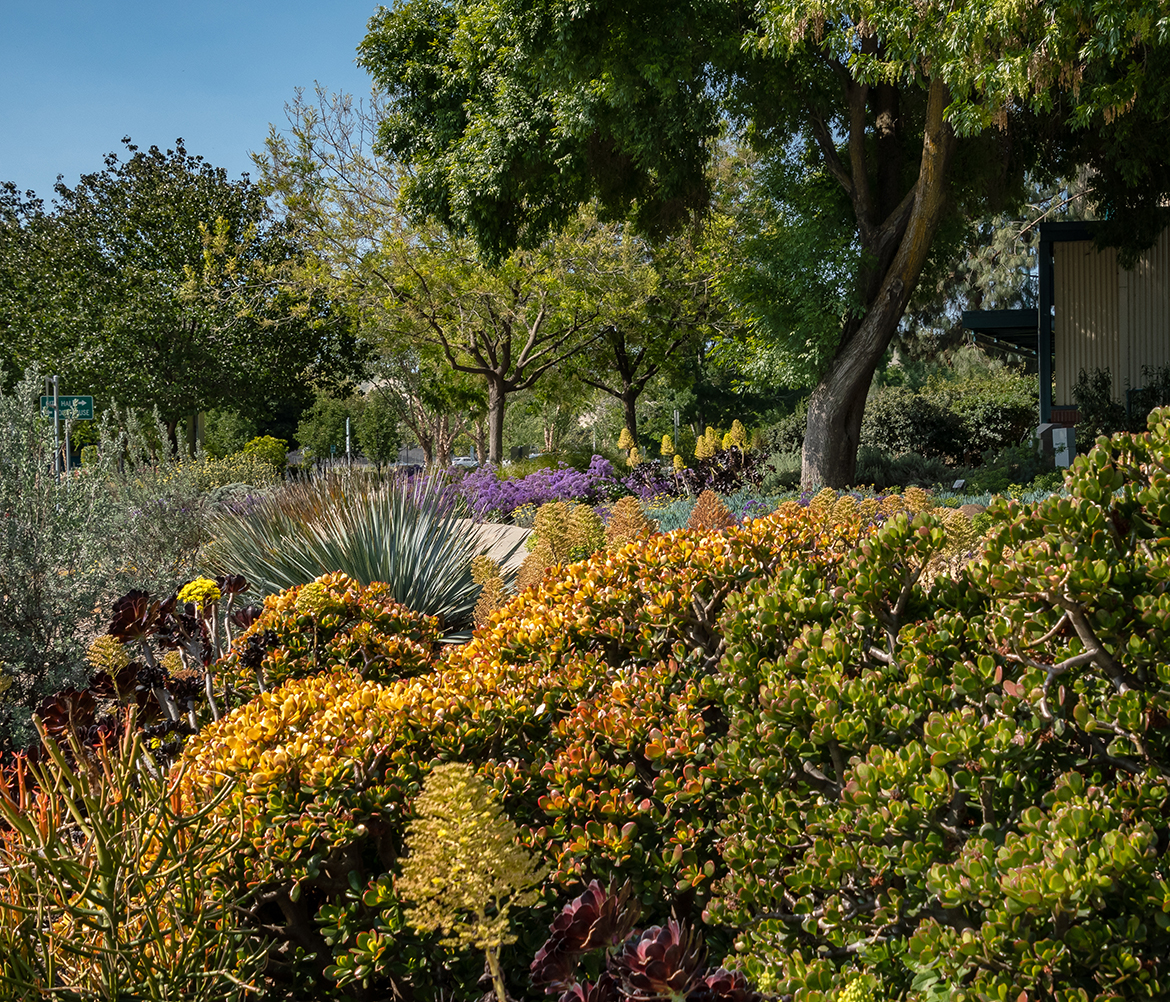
[460,456,621,520]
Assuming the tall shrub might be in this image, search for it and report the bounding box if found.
[708,411,1170,1000]
[0,369,229,743]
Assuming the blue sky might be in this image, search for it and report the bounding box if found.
[2,0,379,201]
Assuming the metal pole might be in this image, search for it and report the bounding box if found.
[1038,231,1053,424]
[52,375,61,481]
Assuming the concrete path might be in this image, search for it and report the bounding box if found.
[464,520,531,574]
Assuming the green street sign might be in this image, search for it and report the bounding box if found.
[40,395,94,420]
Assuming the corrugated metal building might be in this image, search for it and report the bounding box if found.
[1053,226,1170,407]
[963,221,1170,424]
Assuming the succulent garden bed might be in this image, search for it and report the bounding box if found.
[3,399,1167,1000]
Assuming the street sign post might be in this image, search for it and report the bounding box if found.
[40,395,94,420]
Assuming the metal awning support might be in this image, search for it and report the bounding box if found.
[1039,230,1053,423]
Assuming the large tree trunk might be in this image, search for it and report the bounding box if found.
[802,300,905,488]
[487,377,506,464]
[473,418,487,464]
[802,80,956,488]
[621,386,639,450]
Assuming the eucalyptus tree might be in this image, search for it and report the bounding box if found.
[359,0,1170,486]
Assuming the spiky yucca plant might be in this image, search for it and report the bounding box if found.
[207,472,492,632]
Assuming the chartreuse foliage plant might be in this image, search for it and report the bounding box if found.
[238,434,288,472]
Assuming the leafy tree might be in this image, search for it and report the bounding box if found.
[527,367,588,454]
[395,221,632,463]
[257,89,643,464]
[367,346,485,466]
[570,228,716,450]
[354,389,402,471]
[295,389,365,464]
[0,140,362,452]
[359,0,1170,486]
[202,408,259,459]
[899,174,1092,358]
[708,146,862,392]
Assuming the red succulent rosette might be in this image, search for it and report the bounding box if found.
[609,921,706,1001]
[559,974,621,1002]
[532,880,642,991]
[688,968,759,1002]
[107,589,160,641]
[552,880,642,953]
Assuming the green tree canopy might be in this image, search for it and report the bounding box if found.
[0,139,363,450]
[568,224,719,450]
[359,0,1170,486]
[295,388,366,464]
[257,92,648,463]
[354,388,402,471]
[367,346,486,466]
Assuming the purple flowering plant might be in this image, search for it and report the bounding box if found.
[460,456,622,520]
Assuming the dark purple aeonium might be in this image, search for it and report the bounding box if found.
[531,882,759,1002]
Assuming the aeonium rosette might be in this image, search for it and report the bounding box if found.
[531,881,759,1002]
